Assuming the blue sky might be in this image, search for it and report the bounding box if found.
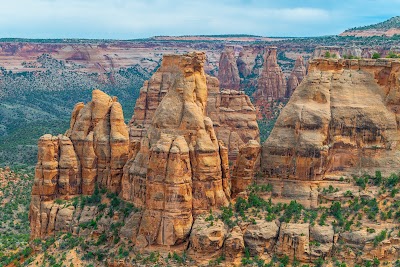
[0,0,399,39]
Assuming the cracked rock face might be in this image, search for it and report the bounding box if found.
[286,56,307,98]
[262,58,400,181]
[30,90,130,238]
[130,53,259,161]
[254,47,287,101]
[121,52,230,247]
[29,52,260,252]
[217,46,241,90]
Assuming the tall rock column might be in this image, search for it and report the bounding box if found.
[30,90,129,238]
[122,52,230,247]
[217,46,241,90]
[286,56,307,98]
[254,47,286,101]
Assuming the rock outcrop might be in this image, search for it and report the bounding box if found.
[206,76,260,160]
[236,45,264,79]
[286,56,307,97]
[231,140,261,196]
[130,55,259,160]
[254,47,286,101]
[122,52,230,247]
[217,46,241,90]
[30,90,129,237]
[262,58,400,180]
[28,52,269,267]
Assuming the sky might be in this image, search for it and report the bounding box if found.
[0,0,399,39]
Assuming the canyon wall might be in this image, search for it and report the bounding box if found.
[262,58,400,181]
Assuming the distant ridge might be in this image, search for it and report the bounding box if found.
[340,16,400,37]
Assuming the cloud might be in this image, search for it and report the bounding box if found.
[0,0,399,38]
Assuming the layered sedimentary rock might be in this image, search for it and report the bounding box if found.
[262,58,400,181]
[30,90,129,237]
[231,140,261,195]
[206,76,260,159]
[236,45,264,79]
[130,55,259,160]
[254,47,286,101]
[122,52,230,247]
[217,46,241,90]
[286,56,307,97]
[30,52,261,251]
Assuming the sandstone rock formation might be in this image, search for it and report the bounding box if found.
[236,45,264,79]
[206,76,260,160]
[122,52,230,247]
[217,46,241,90]
[188,215,228,264]
[130,54,259,160]
[243,220,279,256]
[254,47,286,101]
[231,140,261,196]
[286,56,307,97]
[30,90,129,237]
[262,58,400,180]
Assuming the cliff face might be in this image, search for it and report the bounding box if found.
[262,58,400,181]
[286,56,307,97]
[217,46,241,90]
[122,52,230,246]
[30,90,129,237]
[130,55,259,160]
[236,45,264,79]
[254,47,287,101]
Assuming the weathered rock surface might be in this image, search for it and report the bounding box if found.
[286,56,307,97]
[275,223,310,262]
[236,45,264,79]
[262,58,400,180]
[32,90,129,199]
[231,140,261,196]
[243,220,279,255]
[188,215,228,264]
[122,52,230,247]
[218,46,241,90]
[206,76,260,160]
[30,90,129,238]
[254,47,286,101]
[130,55,259,160]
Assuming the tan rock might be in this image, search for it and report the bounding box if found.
[129,59,259,161]
[231,140,261,196]
[188,215,228,264]
[243,220,279,255]
[262,58,400,180]
[124,52,230,247]
[275,223,310,262]
[286,56,307,97]
[224,226,245,263]
[30,90,129,238]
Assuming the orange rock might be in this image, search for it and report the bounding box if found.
[231,140,261,196]
[286,56,307,97]
[129,54,259,161]
[262,58,400,180]
[123,52,230,247]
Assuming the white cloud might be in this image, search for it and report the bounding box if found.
[0,0,398,38]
